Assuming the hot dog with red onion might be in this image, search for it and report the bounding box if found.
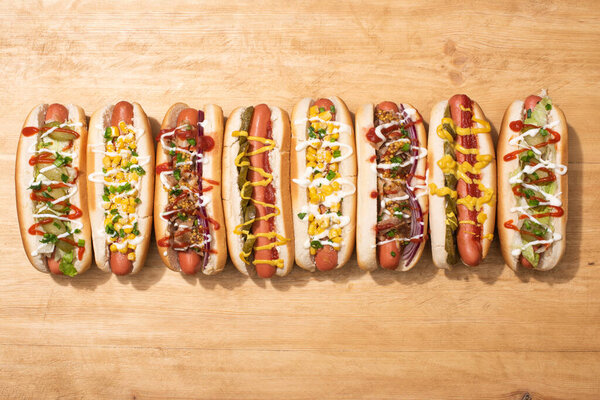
[16,104,92,275]
[355,101,428,271]
[154,103,226,275]
[222,104,294,277]
[498,90,567,271]
[291,97,356,272]
[428,95,496,268]
[87,101,155,275]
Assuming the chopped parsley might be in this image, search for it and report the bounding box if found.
[297,212,307,220]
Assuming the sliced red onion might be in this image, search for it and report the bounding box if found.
[196,110,210,269]
[399,104,424,265]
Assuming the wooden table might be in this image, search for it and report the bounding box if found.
[1,1,599,398]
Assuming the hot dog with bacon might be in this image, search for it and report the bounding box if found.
[87,101,155,275]
[155,103,226,275]
[498,91,567,271]
[222,104,294,277]
[428,95,496,268]
[291,97,356,272]
[355,101,428,271]
[16,104,93,275]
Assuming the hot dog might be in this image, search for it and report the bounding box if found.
[154,103,226,275]
[428,95,496,268]
[16,103,93,275]
[291,97,356,272]
[355,101,429,271]
[87,101,155,275]
[222,104,294,277]
[498,90,567,271]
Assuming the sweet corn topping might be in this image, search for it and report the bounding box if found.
[97,121,146,255]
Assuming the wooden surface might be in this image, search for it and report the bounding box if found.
[1,1,599,399]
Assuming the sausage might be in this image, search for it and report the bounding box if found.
[315,245,338,271]
[109,102,134,275]
[111,101,133,126]
[449,94,482,267]
[376,101,399,113]
[110,252,132,276]
[247,104,277,278]
[520,255,534,269]
[45,103,68,123]
[524,95,542,112]
[47,255,62,275]
[378,241,401,270]
[374,101,401,269]
[178,250,201,275]
[312,98,340,271]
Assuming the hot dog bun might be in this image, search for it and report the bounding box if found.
[355,103,428,271]
[222,105,294,277]
[291,97,356,272]
[16,104,93,274]
[428,99,496,269]
[87,102,154,274]
[497,98,568,271]
[154,103,227,275]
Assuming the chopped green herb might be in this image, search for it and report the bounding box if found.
[187,138,196,146]
[333,149,341,158]
[77,239,85,247]
[545,103,552,111]
[319,107,325,113]
[134,198,141,204]
[102,194,110,202]
[326,170,336,181]
[391,251,396,257]
[527,109,532,118]
[28,182,42,190]
[61,173,69,183]
[540,129,549,137]
[310,240,323,249]
[173,169,181,181]
[330,105,336,114]
[297,212,307,220]
[104,127,112,140]
[41,233,58,244]
[401,142,411,152]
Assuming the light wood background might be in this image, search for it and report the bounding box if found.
[1,1,599,399]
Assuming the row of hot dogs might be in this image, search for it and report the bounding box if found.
[16,92,568,277]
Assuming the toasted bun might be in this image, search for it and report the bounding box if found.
[355,103,428,271]
[497,100,567,271]
[222,105,294,277]
[291,96,356,272]
[87,102,154,274]
[428,99,496,269]
[154,103,226,275]
[16,104,93,274]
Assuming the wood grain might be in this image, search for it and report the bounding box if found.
[1,1,599,399]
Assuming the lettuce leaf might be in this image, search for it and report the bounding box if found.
[521,245,539,268]
[59,250,78,277]
[524,97,552,126]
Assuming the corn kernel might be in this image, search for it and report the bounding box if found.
[331,181,340,191]
[103,156,111,167]
[114,223,122,231]
[129,142,137,149]
[116,172,124,180]
[318,110,332,121]
[309,105,319,117]
[102,202,111,210]
[110,244,117,252]
[310,194,320,204]
[317,162,324,170]
[310,247,316,255]
[318,218,330,230]
[322,185,333,196]
[332,237,342,244]
[307,147,316,155]
[307,161,317,168]
[127,233,135,240]
[127,252,136,261]
[124,226,133,234]
[332,145,340,151]
[330,202,340,212]
[308,223,317,236]
[306,153,316,162]
[325,152,332,163]
[128,205,135,214]
[128,243,137,250]
[330,163,338,172]
[129,198,136,206]
[327,124,334,134]
[308,214,315,222]
[119,246,127,254]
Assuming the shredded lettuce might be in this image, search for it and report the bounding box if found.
[524,97,552,126]
[521,245,539,267]
[59,250,78,277]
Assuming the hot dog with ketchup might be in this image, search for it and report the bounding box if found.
[498,90,567,271]
[222,104,294,277]
[428,95,496,268]
[291,97,356,272]
[87,101,154,275]
[355,101,428,271]
[154,103,226,275]
[16,104,92,275]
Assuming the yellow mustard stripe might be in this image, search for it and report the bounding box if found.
[232,130,289,268]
